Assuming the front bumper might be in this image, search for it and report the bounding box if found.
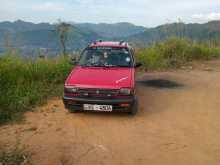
[63,96,135,112]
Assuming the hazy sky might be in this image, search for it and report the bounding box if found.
[0,0,220,27]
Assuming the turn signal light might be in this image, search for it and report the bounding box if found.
[120,103,130,107]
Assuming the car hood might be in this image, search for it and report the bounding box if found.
[65,66,134,89]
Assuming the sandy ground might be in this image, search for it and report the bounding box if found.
[0,60,220,165]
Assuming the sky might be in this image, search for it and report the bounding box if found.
[0,0,220,27]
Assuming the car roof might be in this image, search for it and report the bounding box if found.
[89,41,129,48]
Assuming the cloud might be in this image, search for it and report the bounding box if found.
[0,0,220,26]
[192,12,220,22]
[30,2,67,12]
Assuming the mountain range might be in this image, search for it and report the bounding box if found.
[0,20,220,56]
[127,21,220,47]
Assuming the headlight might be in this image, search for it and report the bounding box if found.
[64,86,78,93]
[119,88,132,95]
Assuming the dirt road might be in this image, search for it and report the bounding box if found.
[1,61,220,165]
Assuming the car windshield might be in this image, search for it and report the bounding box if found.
[78,47,133,67]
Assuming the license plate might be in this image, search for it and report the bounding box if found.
[83,104,113,112]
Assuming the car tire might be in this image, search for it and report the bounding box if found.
[130,99,138,115]
[68,109,78,113]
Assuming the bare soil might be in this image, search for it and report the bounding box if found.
[1,60,220,165]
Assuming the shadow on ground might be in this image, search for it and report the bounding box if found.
[68,111,134,119]
[138,79,183,89]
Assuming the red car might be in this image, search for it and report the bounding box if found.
[63,41,142,115]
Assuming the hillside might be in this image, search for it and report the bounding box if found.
[127,21,220,46]
[0,20,100,55]
[1,56,220,164]
[0,20,145,55]
[74,22,146,38]
[1,20,220,55]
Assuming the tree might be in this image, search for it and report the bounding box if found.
[56,21,71,57]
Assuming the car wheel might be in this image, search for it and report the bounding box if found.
[68,109,78,113]
[130,99,138,115]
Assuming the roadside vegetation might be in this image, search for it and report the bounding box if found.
[0,37,220,124]
[136,37,220,70]
[0,146,31,165]
[0,55,72,124]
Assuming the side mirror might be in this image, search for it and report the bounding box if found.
[69,57,78,65]
[135,62,142,68]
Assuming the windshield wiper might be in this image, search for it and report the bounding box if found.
[103,64,116,67]
[81,64,104,67]
[113,65,130,68]
[81,64,130,68]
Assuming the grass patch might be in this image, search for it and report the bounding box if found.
[0,147,31,165]
[0,55,72,124]
[136,38,220,70]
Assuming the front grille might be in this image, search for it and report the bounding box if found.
[77,88,119,98]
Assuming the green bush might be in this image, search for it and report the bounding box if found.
[0,55,72,124]
[136,47,167,70]
[136,38,220,70]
